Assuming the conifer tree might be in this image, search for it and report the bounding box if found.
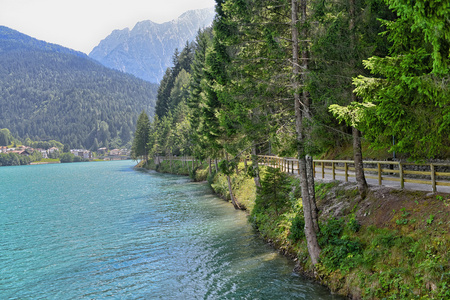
[131,111,151,161]
[352,0,450,159]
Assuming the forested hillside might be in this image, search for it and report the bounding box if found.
[0,26,158,149]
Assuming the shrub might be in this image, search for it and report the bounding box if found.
[255,167,291,216]
[59,152,74,163]
[289,213,305,241]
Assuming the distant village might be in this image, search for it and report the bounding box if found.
[0,145,131,160]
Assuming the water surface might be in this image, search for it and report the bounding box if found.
[0,161,341,299]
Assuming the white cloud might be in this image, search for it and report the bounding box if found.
[0,0,215,54]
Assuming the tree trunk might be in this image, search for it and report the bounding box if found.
[225,152,240,209]
[292,0,321,265]
[298,156,321,265]
[227,174,240,209]
[349,0,368,199]
[306,155,319,233]
[215,158,219,173]
[208,158,212,176]
[251,144,261,188]
[353,127,368,198]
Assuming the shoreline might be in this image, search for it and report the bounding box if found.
[139,158,450,299]
[136,161,341,297]
[30,161,61,165]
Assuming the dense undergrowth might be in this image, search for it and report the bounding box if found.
[140,158,450,299]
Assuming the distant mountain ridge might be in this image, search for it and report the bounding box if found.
[0,26,87,58]
[89,7,215,83]
[0,26,158,149]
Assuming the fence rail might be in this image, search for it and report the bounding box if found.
[153,155,450,193]
[257,155,450,193]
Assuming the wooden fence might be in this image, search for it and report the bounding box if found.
[257,155,450,193]
[153,155,450,193]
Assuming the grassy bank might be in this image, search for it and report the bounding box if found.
[141,158,450,299]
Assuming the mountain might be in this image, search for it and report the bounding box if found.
[89,7,215,83]
[0,26,158,149]
[0,25,87,58]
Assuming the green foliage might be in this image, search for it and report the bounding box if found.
[0,152,30,166]
[289,213,305,242]
[312,0,395,152]
[218,159,236,176]
[131,111,151,161]
[254,167,291,216]
[352,1,450,159]
[426,214,435,225]
[347,214,361,233]
[0,128,12,146]
[59,152,75,163]
[319,218,345,246]
[155,43,194,119]
[318,217,363,272]
[24,139,63,150]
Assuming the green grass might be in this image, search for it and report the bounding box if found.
[37,158,60,163]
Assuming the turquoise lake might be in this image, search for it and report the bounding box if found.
[0,160,342,299]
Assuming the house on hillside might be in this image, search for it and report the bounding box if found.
[109,149,120,156]
[38,149,48,159]
[10,149,31,156]
[20,149,32,156]
[70,149,92,159]
[97,147,107,155]
[0,146,7,153]
[48,147,59,154]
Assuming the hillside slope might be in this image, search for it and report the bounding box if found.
[0,26,158,149]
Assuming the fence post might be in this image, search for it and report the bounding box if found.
[332,162,335,180]
[431,164,436,193]
[345,162,348,182]
[292,160,294,174]
[321,162,325,179]
[399,162,404,189]
[377,163,382,185]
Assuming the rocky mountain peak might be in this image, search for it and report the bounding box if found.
[89,7,215,83]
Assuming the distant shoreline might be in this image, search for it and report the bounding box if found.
[30,161,61,165]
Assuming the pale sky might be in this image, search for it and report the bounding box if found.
[0,0,216,54]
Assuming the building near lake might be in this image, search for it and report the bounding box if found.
[70,149,92,159]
